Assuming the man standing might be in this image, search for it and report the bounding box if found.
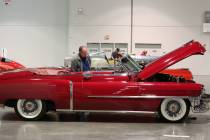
[71,46,91,72]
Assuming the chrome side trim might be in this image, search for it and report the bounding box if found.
[56,109,155,114]
[88,95,189,99]
[69,73,128,77]
[70,81,73,111]
[74,110,155,114]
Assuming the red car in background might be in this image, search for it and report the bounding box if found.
[0,40,209,122]
[160,69,193,81]
[0,57,24,72]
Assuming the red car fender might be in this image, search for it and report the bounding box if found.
[0,78,70,109]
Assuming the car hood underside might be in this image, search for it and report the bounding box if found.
[138,40,206,80]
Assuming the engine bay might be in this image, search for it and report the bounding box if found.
[146,73,187,83]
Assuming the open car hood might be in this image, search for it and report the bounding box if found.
[138,40,206,80]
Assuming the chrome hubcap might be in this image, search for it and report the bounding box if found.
[17,99,42,119]
[166,101,181,117]
[22,100,38,114]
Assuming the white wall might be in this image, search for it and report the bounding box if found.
[133,0,210,75]
[0,0,69,67]
[68,0,131,55]
[68,0,210,75]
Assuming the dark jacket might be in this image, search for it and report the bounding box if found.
[112,51,122,59]
[71,54,91,72]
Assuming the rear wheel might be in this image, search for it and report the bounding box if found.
[15,99,46,121]
[159,98,190,122]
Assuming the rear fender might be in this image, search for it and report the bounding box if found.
[0,79,70,109]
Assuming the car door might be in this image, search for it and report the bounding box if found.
[73,72,142,111]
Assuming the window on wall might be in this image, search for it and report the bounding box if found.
[115,43,128,54]
[101,43,114,58]
[135,43,162,56]
[87,43,100,53]
[87,43,129,57]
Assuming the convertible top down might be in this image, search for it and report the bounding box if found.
[0,40,209,122]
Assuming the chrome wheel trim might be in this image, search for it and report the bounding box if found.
[17,99,42,119]
[161,98,187,121]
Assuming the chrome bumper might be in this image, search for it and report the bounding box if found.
[200,94,210,102]
[191,89,210,113]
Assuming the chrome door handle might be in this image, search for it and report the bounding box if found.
[83,72,92,80]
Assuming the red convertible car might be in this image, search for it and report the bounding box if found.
[0,40,209,122]
[0,57,24,72]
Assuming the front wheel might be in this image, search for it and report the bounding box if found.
[15,99,46,121]
[159,98,190,122]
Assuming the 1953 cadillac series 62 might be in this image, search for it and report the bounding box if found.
[0,40,209,122]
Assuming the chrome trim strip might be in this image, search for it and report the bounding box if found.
[88,95,189,99]
[56,109,155,114]
[114,73,128,76]
[70,81,73,111]
[74,110,155,114]
[92,73,128,76]
[69,73,128,77]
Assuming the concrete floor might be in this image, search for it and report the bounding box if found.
[0,108,210,140]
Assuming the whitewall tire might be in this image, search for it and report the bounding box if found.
[15,99,46,121]
[159,98,190,122]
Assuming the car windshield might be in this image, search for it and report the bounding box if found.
[89,52,142,72]
[120,55,142,72]
[90,52,113,70]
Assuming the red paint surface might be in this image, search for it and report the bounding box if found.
[0,70,203,111]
